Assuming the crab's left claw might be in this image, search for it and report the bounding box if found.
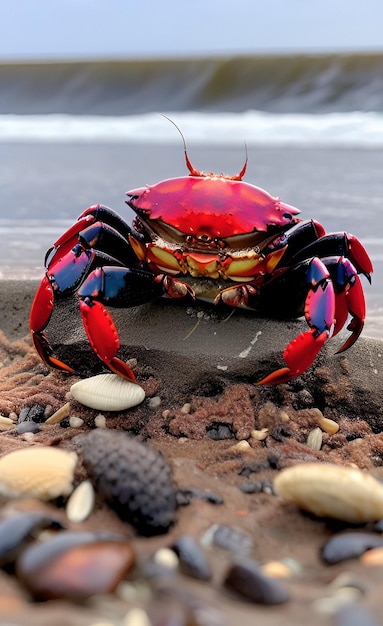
[258,258,335,385]
[30,276,75,373]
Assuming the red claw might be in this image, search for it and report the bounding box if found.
[79,299,136,382]
[30,276,75,373]
[336,274,366,353]
[258,329,328,385]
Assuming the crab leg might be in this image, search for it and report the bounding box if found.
[323,256,367,350]
[258,258,335,385]
[78,266,194,381]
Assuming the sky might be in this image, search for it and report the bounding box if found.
[1,0,383,60]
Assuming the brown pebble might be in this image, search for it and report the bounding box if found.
[16,531,135,600]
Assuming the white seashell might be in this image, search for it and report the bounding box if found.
[66,479,95,523]
[0,446,78,500]
[306,427,323,451]
[70,373,145,411]
[44,402,71,424]
[274,462,383,523]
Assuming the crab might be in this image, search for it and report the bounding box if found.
[30,135,373,386]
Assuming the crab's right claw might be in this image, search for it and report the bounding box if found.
[258,257,335,386]
[30,276,74,373]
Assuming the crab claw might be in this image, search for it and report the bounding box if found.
[258,258,335,385]
[79,298,136,382]
[258,329,328,385]
[155,274,195,299]
[336,274,366,353]
[30,276,75,373]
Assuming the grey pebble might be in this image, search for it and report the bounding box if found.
[176,487,223,506]
[172,535,212,581]
[321,532,383,564]
[212,524,254,556]
[16,421,40,435]
[18,404,46,424]
[333,602,380,626]
[0,511,64,567]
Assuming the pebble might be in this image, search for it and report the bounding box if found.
[318,414,340,434]
[16,420,40,435]
[0,511,64,567]
[16,531,135,600]
[176,487,223,506]
[205,523,254,555]
[18,404,46,423]
[251,428,269,441]
[66,480,95,523]
[360,546,383,566]
[70,374,145,411]
[180,402,191,414]
[333,602,380,626]
[79,429,177,536]
[274,462,383,523]
[123,608,151,626]
[172,535,212,581]
[95,414,107,428]
[321,532,383,564]
[148,396,161,409]
[153,547,179,571]
[261,560,294,578]
[0,446,78,500]
[224,557,289,604]
[69,416,84,428]
[228,440,251,452]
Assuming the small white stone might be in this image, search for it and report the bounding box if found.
[153,548,179,570]
[180,403,191,414]
[95,414,107,428]
[229,440,251,452]
[148,396,161,409]
[123,608,152,626]
[69,416,84,428]
[251,428,269,441]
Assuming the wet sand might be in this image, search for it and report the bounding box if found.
[0,280,382,624]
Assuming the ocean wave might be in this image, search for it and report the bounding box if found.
[1,53,383,115]
[1,111,382,147]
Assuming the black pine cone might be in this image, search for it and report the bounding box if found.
[79,429,177,536]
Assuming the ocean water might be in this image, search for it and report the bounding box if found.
[1,53,382,338]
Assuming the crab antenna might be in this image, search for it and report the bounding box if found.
[231,142,248,181]
[160,114,201,176]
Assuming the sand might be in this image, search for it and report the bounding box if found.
[0,279,382,625]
